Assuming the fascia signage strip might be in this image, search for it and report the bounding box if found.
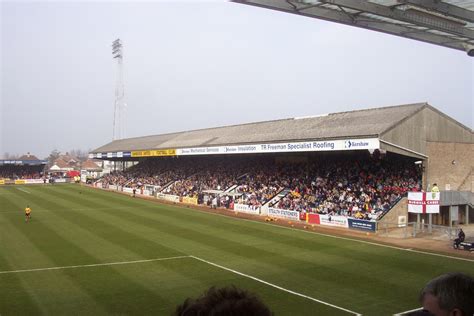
[131,149,176,157]
[92,138,379,158]
[92,152,131,158]
[176,138,380,156]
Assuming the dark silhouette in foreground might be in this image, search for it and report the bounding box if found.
[174,286,273,316]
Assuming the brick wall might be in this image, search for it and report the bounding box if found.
[426,142,473,192]
[377,198,408,229]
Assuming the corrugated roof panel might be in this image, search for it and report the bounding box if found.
[92,103,427,153]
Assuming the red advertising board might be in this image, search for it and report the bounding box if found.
[307,213,320,224]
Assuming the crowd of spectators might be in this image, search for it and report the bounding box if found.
[101,159,190,189]
[272,158,420,220]
[100,172,129,187]
[235,162,292,207]
[0,165,45,180]
[97,153,421,221]
[166,166,243,197]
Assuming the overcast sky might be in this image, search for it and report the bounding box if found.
[1,0,473,159]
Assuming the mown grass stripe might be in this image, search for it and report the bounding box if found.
[39,186,422,312]
[0,194,111,314]
[3,185,473,315]
[7,184,238,306]
[75,185,473,262]
[37,186,467,311]
[22,185,185,259]
[51,185,462,293]
[30,186,380,310]
[1,189,175,314]
[0,254,44,315]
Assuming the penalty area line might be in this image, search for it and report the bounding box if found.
[16,187,31,194]
[190,255,361,316]
[0,255,191,274]
[393,306,423,315]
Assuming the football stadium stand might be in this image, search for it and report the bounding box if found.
[90,103,473,230]
[0,153,47,181]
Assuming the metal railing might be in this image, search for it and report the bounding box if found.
[377,221,460,239]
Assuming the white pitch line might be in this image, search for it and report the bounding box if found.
[0,255,191,274]
[190,255,361,316]
[16,187,30,194]
[400,248,474,262]
[393,307,423,315]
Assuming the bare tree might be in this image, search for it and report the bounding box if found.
[69,149,89,161]
[47,149,61,167]
[3,152,19,160]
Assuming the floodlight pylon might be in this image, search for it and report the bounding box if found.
[112,39,126,140]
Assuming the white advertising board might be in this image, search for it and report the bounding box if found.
[319,215,348,228]
[233,204,260,215]
[25,179,45,184]
[268,208,300,220]
[157,193,180,203]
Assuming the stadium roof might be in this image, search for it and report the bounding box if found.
[93,102,434,153]
[231,0,474,55]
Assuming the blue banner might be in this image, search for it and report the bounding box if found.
[0,160,47,166]
[348,219,376,232]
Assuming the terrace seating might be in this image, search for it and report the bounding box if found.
[0,165,44,180]
[97,154,421,221]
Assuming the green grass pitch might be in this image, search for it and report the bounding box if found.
[0,184,472,315]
